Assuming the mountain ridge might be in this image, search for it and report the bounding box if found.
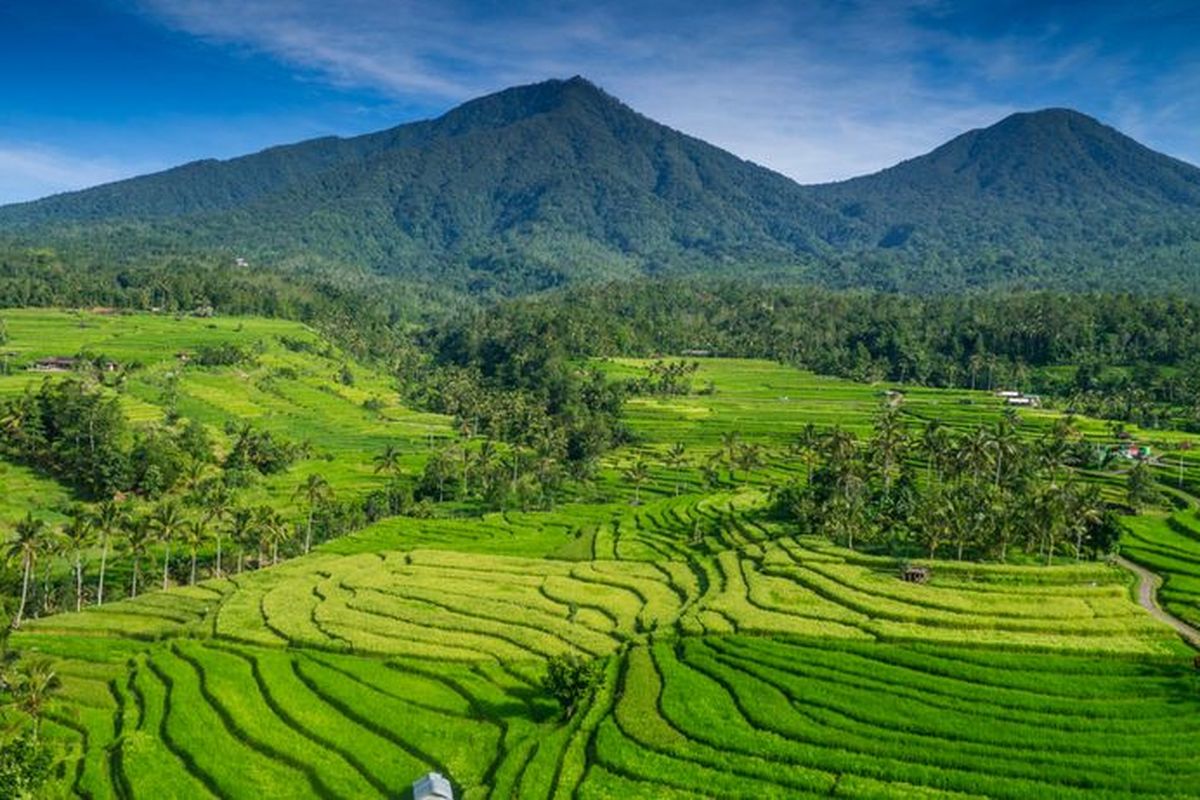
[3,77,1200,293]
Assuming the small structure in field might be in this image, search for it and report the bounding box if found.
[680,348,714,357]
[413,772,453,800]
[30,356,76,372]
[900,565,931,584]
[995,389,1040,407]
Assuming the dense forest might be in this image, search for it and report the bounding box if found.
[4,245,1200,430]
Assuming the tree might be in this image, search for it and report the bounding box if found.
[373,444,404,478]
[123,516,154,598]
[227,507,255,574]
[181,520,206,585]
[150,500,185,590]
[1125,461,1159,513]
[734,442,764,485]
[293,473,333,554]
[91,499,126,607]
[662,442,688,495]
[623,459,651,505]
[542,653,602,720]
[0,657,60,741]
[61,509,93,612]
[196,478,232,576]
[5,515,48,628]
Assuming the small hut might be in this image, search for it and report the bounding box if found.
[901,565,931,584]
[413,772,453,800]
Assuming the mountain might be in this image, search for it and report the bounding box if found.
[810,108,1200,288]
[2,78,1200,293]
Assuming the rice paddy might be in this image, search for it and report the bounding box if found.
[4,313,1200,798]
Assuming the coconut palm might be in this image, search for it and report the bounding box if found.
[5,514,48,628]
[227,507,255,574]
[373,444,403,477]
[662,442,689,495]
[122,516,154,598]
[293,473,333,554]
[623,459,651,505]
[988,417,1021,488]
[61,509,93,612]
[1,657,60,741]
[150,500,185,591]
[180,520,206,585]
[91,499,126,607]
[734,442,764,485]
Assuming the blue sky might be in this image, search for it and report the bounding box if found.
[1,0,1198,204]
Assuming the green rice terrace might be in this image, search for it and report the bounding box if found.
[3,310,1200,799]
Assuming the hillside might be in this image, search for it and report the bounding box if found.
[3,79,1200,292]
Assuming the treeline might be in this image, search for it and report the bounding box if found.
[460,281,1200,429]
[771,408,1128,563]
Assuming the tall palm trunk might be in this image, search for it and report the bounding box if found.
[75,553,84,612]
[131,560,140,598]
[305,508,314,554]
[162,543,171,590]
[97,534,109,606]
[190,550,198,585]
[215,535,223,578]
[14,554,32,628]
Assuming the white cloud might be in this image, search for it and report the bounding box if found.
[133,0,1031,182]
[0,144,155,205]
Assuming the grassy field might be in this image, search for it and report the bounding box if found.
[4,316,1200,798]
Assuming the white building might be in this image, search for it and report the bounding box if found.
[413,772,453,800]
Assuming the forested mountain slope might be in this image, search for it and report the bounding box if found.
[3,78,1200,292]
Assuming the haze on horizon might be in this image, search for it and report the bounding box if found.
[1,0,1198,205]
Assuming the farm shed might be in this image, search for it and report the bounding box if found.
[413,771,454,800]
[30,356,76,372]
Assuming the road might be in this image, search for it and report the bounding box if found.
[1114,555,1200,649]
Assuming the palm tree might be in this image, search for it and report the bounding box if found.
[180,520,206,585]
[293,473,333,554]
[227,507,255,575]
[958,427,992,486]
[373,444,403,478]
[793,422,822,485]
[720,431,740,480]
[150,501,185,591]
[623,459,651,505]
[198,480,232,577]
[920,419,949,487]
[734,443,764,485]
[5,514,48,628]
[91,499,126,607]
[988,418,1021,488]
[662,442,688,495]
[871,407,907,499]
[123,516,154,598]
[0,657,60,741]
[61,510,93,612]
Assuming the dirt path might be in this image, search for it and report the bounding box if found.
[1115,555,1200,649]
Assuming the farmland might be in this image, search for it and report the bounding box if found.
[3,311,1200,798]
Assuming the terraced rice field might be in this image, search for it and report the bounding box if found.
[0,308,451,523]
[1122,509,1200,629]
[16,486,1197,798]
[6,333,1200,797]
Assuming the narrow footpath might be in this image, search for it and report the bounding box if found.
[1115,555,1200,649]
